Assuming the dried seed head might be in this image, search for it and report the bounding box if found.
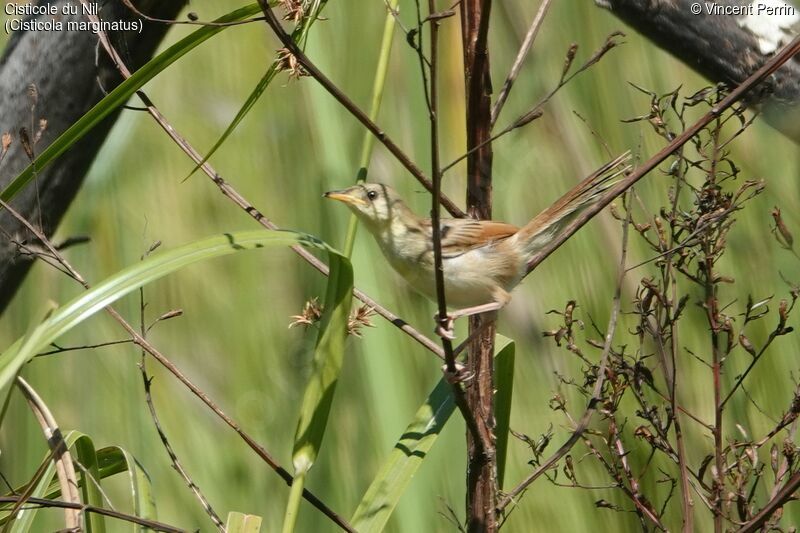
[18,128,34,160]
[779,298,789,326]
[289,297,323,328]
[276,48,308,80]
[347,304,375,337]
[561,43,578,79]
[772,206,794,249]
[771,443,779,474]
[34,118,48,144]
[512,108,543,130]
[739,333,756,357]
[279,0,305,23]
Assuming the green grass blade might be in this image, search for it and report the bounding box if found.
[226,512,263,533]
[108,447,157,531]
[73,434,106,533]
[89,446,157,530]
[284,244,353,532]
[494,338,516,490]
[0,3,262,205]
[0,230,345,392]
[290,251,353,472]
[350,375,455,532]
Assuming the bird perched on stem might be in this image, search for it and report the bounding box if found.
[325,152,631,338]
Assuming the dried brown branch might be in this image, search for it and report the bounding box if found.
[14,376,81,531]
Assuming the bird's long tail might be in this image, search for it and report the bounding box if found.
[510,151,633,259]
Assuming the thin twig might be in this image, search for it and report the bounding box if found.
[0,496,187,533]
[36,339,133,357]
[735,471,800,533]
[139,363,224,529]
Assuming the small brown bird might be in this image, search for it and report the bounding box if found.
[325,152,631,338]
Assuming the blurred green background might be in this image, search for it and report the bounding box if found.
[1,1,799,531]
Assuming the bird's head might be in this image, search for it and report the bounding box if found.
[324,183,409,230]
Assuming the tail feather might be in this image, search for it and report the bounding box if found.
[511,151,632,257]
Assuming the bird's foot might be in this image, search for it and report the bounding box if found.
[434,312,456,340]
[442,362,473,384]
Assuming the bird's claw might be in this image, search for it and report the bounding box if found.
[434,313,456,340]
[442,362,473,384]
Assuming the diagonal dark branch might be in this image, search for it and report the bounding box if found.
[736,470,800,533]
[0,495,187,533]
[597,0,800,141]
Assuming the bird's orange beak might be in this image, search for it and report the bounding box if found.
[324,188,366,206]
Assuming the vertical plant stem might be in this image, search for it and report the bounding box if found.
[708,118,725,533]
[343,0,400,257]
[460,0,498,531]
[659,155,695,532]
[282,471,306,533]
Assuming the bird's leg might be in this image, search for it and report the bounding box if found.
[434,289,511,340]
[435,303,503,339]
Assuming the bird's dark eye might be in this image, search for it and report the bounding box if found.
[367,190,378,201]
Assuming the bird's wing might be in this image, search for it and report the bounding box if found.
[421,218,519,257]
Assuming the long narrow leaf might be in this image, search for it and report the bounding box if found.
[73,434,106,533]
[494,338,516,490]
[0,230,346,392]
[183,65,279,181]
[105,447,158,532]
[0,3,262,204]
[226,512,263,533]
